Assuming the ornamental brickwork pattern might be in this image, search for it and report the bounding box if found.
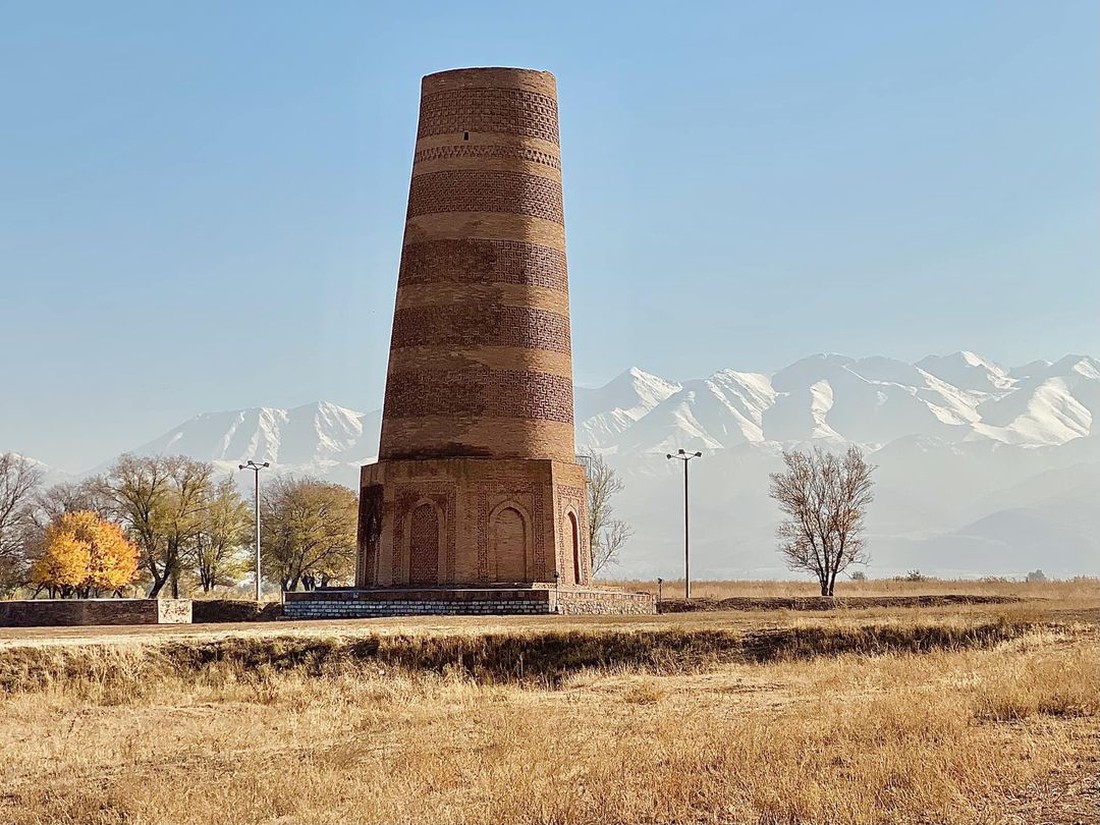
[389,304,571,354]
[407,169,564,224]
[412,144,561,170]
[555,484,590,585]
[391,484,457,585]
[398,239,568,292]
[416,88,559,143]
[384,369,573,423]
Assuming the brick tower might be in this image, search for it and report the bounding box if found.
[356,67,590,589]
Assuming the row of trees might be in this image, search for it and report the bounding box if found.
[0,452,358,598]
[3,446,879,599]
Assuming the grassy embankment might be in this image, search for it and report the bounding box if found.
[0,583,1096,824]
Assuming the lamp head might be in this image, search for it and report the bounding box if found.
[677,448,686,455]
[262,462,270,468]
[665,453,672,460]
[238,464,245,470]
[694,451,702,457]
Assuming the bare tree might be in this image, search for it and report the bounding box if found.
[586,455,632,577]
[0,453,44,591]
[33,478,115,525]
[768,445,875,596]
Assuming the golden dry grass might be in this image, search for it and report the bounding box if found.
[612,576,1100,601]
[0,598,1097,824]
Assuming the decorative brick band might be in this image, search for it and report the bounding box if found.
[390,304,570,354]
[413,144,561,170]
[385,346,573,382]
[379,418,575,461]
[417,88,559,143]
[398,239,568,292]
[384,369,574,424]
[407,169,564,225]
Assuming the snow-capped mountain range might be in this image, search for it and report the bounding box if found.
[13,352,1100,579]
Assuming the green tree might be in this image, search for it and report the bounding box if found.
[260,476,357,591]
[189,476,251,592]
[105,455,214,598]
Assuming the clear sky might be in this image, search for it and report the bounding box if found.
[2,1,1097,470]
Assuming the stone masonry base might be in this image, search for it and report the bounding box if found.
[283,586,655,619]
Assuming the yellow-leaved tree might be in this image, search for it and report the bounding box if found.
[31,511,139,598]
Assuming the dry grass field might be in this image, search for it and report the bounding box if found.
[0,581,1096,825]
[613,576,1100,601]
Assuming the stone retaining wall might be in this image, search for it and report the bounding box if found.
[0,598,192,627]
[283,586,654,619]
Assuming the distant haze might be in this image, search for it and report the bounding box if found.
[13,351,1098,580]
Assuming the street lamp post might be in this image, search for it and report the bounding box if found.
[238,460,270,601]
[666,449,702,599]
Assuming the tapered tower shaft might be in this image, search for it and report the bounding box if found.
[379,68,575,462]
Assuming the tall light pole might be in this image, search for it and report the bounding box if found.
[666,448,701,599]
[238,460,269,601]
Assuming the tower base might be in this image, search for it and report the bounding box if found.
[283,585,655,619]
[357,457,591,588]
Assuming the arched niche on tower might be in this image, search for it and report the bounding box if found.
[488,502,531,583]
[406,499,444,586]
[563,509,581,585]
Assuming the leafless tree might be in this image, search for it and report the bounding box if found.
[33,478,115,526]
[586,455,632,577]
[0,453,44,590]
[768,445,875,596]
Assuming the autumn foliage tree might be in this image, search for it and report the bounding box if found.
[768,445,875,597]
[30,511,139,598]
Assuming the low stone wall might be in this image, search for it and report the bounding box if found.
[0,598,192,627]
[191,600,282,623]
[553,588,655,615]
[283,586,655,619]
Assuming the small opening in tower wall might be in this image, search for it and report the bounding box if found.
[463,131,469,141]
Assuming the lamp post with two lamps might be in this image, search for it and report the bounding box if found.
[666,448,702,599]
[238,460,269,601]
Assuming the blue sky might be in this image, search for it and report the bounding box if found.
[2,1,1096,470]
